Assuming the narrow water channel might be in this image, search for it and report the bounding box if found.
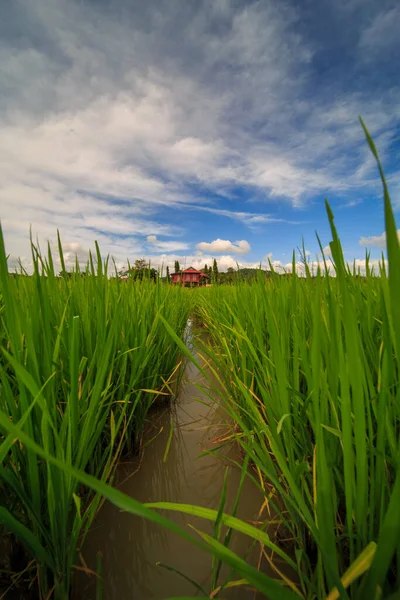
[76,323,270,599]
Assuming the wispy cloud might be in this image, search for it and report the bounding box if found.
[146,235,189,252]
[358,6,400,56]
[184,205,302,227]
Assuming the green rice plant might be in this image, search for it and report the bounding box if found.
[0,398,378,600]
[0,234,190,599]
[188,122,400,598]
[0,412,304,600]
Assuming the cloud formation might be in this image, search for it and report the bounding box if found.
[266,257,386,277]
[146,235,189,252]
[196,239,251,255]
[359,230,400,248]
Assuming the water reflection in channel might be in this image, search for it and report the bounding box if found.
[75,324,271,600]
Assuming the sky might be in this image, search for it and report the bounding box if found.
[1,0,399,274]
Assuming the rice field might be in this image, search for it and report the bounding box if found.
[0,235,191,599]
[0,127,399,599]
[193,248,399,598]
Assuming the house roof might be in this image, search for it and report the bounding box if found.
[171,267,209,277]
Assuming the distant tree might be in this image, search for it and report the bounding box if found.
[134,258,148,270]
[120,258,157,282]
[166,265,170,282]
[174,260,180,274]
[226,266,235,284]
[134,266,157,282]
[208,265,212,278]
[212,258,219,284]
[201,264,210,282]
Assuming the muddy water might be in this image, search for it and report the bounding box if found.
[76,327,272,599]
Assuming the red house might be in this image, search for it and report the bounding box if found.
[171,267,209,287]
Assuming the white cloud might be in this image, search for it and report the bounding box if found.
[146,235,189,252]
[359,230,400,248]
[351,258,387,274]
[265,256,386,277]
[196,239,251,255]
[322,245,332,256]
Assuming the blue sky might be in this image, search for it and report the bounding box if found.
[1,0,399,273]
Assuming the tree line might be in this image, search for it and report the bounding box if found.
[55,257,273,283]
